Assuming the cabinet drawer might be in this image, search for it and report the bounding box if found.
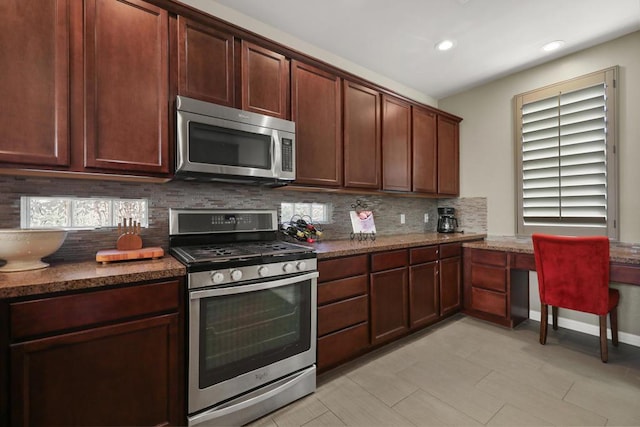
[317,322,369,370]
[471,287,506,317]
[371,249,408,272]
[10,280,181,341]
[470,249,506,266]
[318,295,368,336]
[318,255,368,282]
[318,275,367,305]
[471,264,506,292]
[410,246,438,264]
[512,252,536,271]
[440,242,462,259]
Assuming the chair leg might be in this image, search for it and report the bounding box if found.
[552,306,559,330]
[540,304,548,345]
[599,314,608,363]
[610,307,619,347]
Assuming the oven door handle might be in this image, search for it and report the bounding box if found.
[190,271,319,299]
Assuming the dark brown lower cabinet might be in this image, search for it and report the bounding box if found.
[317,244,464,373]
[409,246,439,329]
[6,279,184,426]
[463,247,529,328]
[370,250,409,346]
[439,243,462,316]
[317,255,369,371]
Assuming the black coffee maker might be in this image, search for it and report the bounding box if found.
[437,207,458,233]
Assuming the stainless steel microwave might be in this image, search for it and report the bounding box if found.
[175,96,296,185]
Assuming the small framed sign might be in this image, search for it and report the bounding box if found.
[350,210,376,234]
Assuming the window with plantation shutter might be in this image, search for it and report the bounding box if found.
[515,67,618,239]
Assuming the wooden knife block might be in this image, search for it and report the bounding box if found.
[116,233,143,251]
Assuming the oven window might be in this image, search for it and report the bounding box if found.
[199,280,311,388]
[189,122,271,170]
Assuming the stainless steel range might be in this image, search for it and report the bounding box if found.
[169,209,318,427]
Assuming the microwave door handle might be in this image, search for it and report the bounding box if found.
[190,271,319,299]
[272,130,281,177]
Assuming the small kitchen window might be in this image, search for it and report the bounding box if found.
[280,202,330,224]
[21,196,148,230]
[515,66,618,239]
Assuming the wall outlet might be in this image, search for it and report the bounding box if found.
[400,214,406,224]
[424,213,429,223]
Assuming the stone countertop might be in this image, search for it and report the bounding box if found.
[0,233,487,299]
[0,256,186,299]
[311,232,486,259]
[463,236,640,265]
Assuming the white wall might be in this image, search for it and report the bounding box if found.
[440,31,640,241]
[440,31,640,340]
[179,0,438,107]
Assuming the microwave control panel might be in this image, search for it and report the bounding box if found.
[282,139,293,172]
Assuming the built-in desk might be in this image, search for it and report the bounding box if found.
[462,237,640,328]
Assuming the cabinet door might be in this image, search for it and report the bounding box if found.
[440,256,462,316]
[177,16,235,106]
[343,80,381,189]
[291,61,342,186]
[412,107,437,193]
[241,41,290,119]
[409,261,439,329]
[84,0,169,174]
[11,314,181,426]
[437,115,460,195]
[0,0,70,167]
[370,267,408,345]
[382,95,411,191]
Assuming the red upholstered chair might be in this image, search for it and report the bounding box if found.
[532,233,619,362]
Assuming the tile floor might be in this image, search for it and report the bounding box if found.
[249,315,640,426]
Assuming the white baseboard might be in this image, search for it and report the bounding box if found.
[529,310,640,348]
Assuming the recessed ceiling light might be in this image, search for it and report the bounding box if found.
[542,40,565,52]
[435,39,455,51]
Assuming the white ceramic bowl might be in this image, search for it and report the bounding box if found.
[0,229,68,272]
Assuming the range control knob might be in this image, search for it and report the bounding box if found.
[258,266,269,277]
[210,271,224,284]
[230,269,243,281]
[282,263,294,273]
[296,261,307,271]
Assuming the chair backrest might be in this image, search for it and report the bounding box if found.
[532,233,610,315]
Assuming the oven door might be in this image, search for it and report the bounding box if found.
[188,271,318,415]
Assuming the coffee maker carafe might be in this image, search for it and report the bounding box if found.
[437,207,458,233]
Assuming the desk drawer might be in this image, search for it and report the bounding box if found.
[512,253,536,271]
[471,264,506,292]
[472,287,506,317]
[471,249,507,267]
[318,275,367,305]
[318,295,368,336]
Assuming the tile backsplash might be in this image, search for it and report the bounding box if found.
[0,175,486,262]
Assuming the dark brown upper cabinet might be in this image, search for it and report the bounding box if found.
[241,41,290,120]
[83,0,170,174]
[291,61,342,187]
[343,81,381,189]
[0,0,171,177]
[437,115,461,196]
[177,16,235,107]
[382,95,412,192]
[0,0,70,167]
[412,107,438,194]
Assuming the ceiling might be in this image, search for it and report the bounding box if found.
[211,0,640,100]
